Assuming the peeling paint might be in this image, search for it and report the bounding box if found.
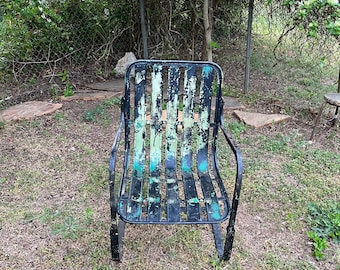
[210,201,221,220]
[198,159,208,172]
[188,197,200,205]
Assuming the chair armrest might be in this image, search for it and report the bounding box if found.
[109,113,124,182]
[109,112,124,219]
[219,120,243,261]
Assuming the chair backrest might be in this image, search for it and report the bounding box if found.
[120,60,226,222]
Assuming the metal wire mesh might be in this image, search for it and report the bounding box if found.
[0,0,248,107]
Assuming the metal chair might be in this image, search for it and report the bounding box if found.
[311,69,340,140]
[109,60,243,261]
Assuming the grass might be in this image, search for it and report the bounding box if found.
[0,14,339,270]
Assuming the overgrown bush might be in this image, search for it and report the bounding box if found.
[0,0,138,82]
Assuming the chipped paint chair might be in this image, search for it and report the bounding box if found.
[109,60,242,261]
[310,69,340,140]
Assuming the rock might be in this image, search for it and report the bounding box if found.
[60,92,120,102]
[114,52,137,77]
[85,79,125,92]
[233,110,290,128]
[0,101,62,122]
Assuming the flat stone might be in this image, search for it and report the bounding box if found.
[60,91,120,102]
[0,101,62,122]
[223,97,245,110]
[206,96,245,111]
[234,110,290,128]
[85,79,125,92]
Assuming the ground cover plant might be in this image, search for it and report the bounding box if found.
[1,10,339,270]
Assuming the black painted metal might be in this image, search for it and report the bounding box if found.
[109,59,243,261]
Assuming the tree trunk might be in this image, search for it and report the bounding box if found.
[203,0,213,61]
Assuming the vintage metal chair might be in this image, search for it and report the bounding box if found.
[109,60,242,261]
[310,69,340,140]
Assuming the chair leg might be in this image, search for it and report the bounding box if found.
[310,101,326,140]
[330,106,339,126]
[222,219,236,261]
[211,224,224,259]
[110,218,125,261]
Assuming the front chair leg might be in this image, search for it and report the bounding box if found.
[110,218,125,261]
[110,221,120,261]
[222,222,235,261]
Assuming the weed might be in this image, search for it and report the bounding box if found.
[49,84,60,97]
[0,177,6,184]
[85,207,94,225]
[103,97,121,107]
[307,231,328,260]
[63,82,74,97]
[28,77,36,84]
[83,98,118,124]
[54,112,65,121]
[84,110,96,122]
[307,201,340,260]
[38,207,61,223]
[52,216,81,239]
[0,121,5,129]
[226,121,247,139]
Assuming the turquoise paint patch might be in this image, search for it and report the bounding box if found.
[210,201,221,220]
[149,177,160,185]
[182,158,191,173]
[150,160,158,172]
[133,160,144,177]
[198,160,208,172]
[148,197,160,203]
[135,120,143,129]
[202,66,212,77]
[188,197,199,205]
[182,164,191,173]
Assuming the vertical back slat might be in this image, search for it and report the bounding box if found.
[148,64,163,221]
[197,65,213,172]
[197,65,221,221]
[181,65,196,173]
[127,64,147,221]
[165,65,181,222]
[181,65,200,221]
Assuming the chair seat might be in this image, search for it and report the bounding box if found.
[324,93,340,107]
[117,173,230,224]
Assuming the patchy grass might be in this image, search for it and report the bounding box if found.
[1,26,339,270]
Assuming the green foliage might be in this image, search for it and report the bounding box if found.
[226,121,247,139]
[84,97,120,123]
[208,40,220,50]
[52,216,81,240]
[307,202,340,260]
[307,231,328,260]
[85,207,94,225]
[63,82,74,97]
[282,0,340,39]
[0,0,138,78]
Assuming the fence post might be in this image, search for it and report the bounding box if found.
[244,0,254,94]
[139,0,148,59]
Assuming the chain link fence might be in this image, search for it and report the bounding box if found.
[0,0,249,107]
